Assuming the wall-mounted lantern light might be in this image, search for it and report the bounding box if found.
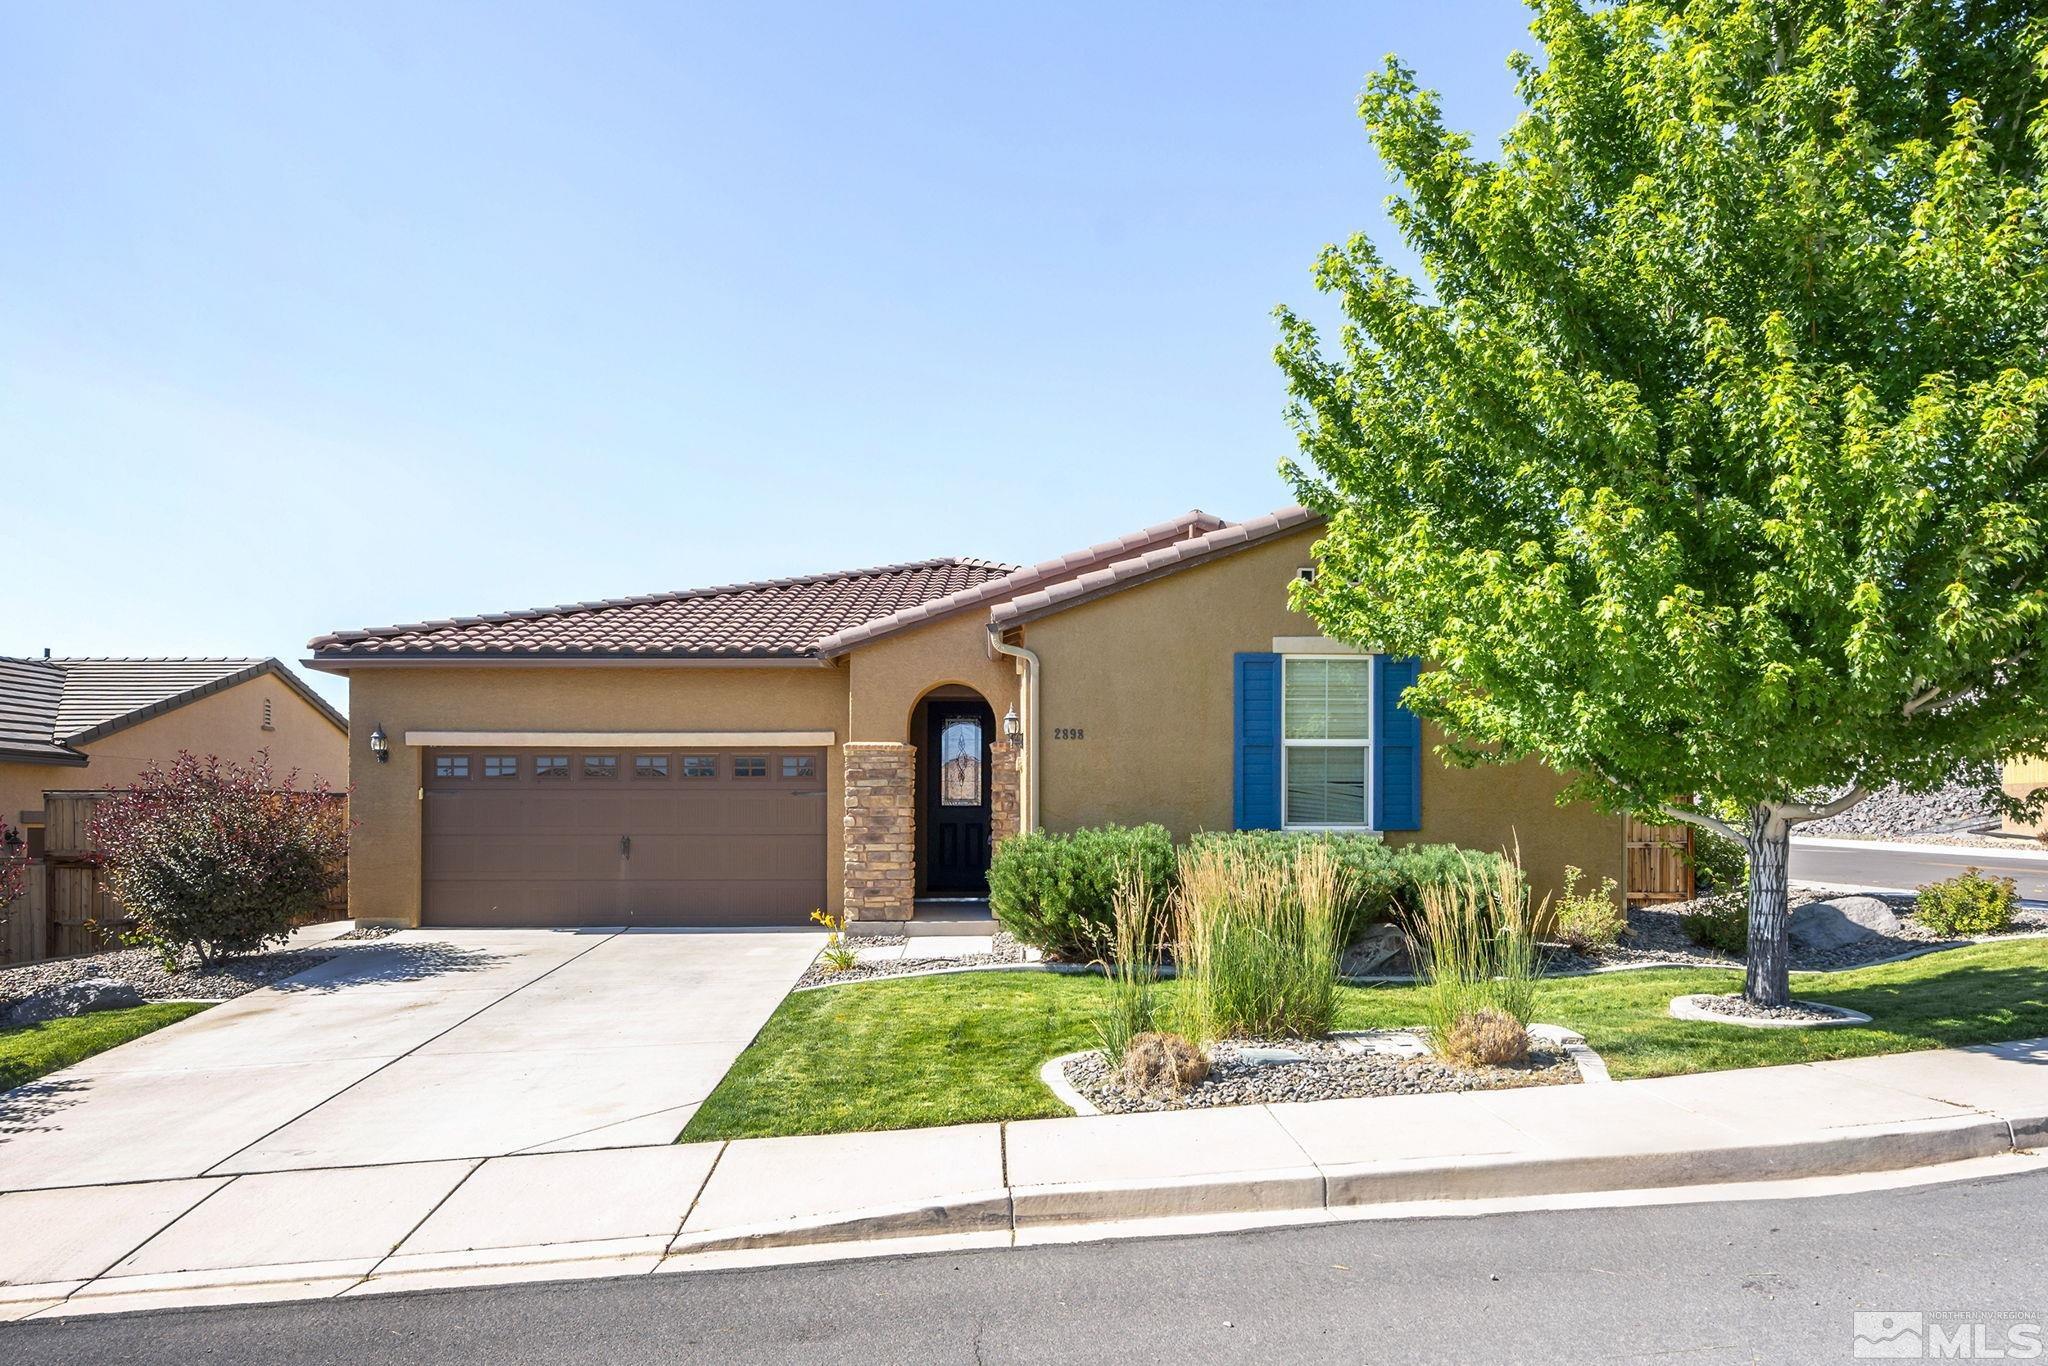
[1001,707,1021,742]
[370,725,390,763]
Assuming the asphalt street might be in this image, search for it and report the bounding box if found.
[1790,837,2048,900]
[6,1165,2044,1364]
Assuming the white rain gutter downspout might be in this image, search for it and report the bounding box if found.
[988,625,1040,833]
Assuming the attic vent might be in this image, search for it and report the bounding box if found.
[262,698,275,731]
[1296,566,1318,584]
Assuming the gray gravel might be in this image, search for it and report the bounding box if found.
[332,924,401,941]
[1683,993,1856,1023]
[1065,1035,1578,1114]
[796,931,1029,989]
[0,943,339,1010]
[1554,891,2048,975]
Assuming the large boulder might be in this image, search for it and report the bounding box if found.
[1788,896,1903,951]
[1343,922,1410,976]
[6,978,145,1027]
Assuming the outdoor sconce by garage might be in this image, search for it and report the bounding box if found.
[370,725,390,763]
[1002,707,1021,742]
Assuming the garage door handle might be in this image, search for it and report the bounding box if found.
[620,835,632,858]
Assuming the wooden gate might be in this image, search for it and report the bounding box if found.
[1625,816,1695,904]
[3,790,349,966]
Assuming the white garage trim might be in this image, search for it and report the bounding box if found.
[404,729,837,747]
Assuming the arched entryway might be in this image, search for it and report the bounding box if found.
[908,685,996,898]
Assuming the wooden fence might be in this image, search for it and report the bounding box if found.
[0,790,347,967]
[1625,815,1695,904]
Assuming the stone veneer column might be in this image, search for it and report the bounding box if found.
[842,742,916,922]
[989,735,1024,846]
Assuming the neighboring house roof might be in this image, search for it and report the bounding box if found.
[305,559,1020,662]
[0,657,80,765]
[306,505,1323,667]
[0,657,347,764]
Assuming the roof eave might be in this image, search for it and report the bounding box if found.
[305,653,834,674]
[991,509,1326,630]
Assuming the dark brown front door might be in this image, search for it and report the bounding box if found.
[924,702,992,895]
[421,747,827,927]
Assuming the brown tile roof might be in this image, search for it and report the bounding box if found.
[987,506,1323,628]
[813,510,1227,656]
[0,657,347,763]
[307,559,1020,661]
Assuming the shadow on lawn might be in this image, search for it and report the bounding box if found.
[1820,962,2048,1042]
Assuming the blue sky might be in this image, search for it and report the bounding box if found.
[2,2,1533,712]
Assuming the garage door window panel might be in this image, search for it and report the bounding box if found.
[535,756,570,780]
[434,755,470,779]
[634,755,670,779]
[483,755,518,779]
[583,755,619,780]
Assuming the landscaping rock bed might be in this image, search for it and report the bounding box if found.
[1060,1033,1580,1114]
[1669,993,1871,1028]
[1799,768,2001,839]
[0,945,339,1015]
[332,924,402,942]
[1557,891,2048,975]
[796,932,1032,990]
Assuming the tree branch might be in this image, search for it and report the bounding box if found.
[1902,685,1943,718]
[1584,758,1746,843]
[1784,784,1869,825]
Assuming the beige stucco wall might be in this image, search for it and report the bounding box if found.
[343,663,850,924]
[844,612,1021,743]
[1,674,348,845]
[1018,526,1623,904]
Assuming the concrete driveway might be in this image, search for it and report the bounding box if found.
[0,928,821,1192]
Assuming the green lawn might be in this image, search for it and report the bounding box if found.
[681,939,2048,1142]
[0,1003,210,1092]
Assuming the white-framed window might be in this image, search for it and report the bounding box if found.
[1281,655,1371,829]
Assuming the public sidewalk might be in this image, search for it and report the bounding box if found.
[2,1038,2045,1322]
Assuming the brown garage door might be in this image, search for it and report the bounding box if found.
[422,747,827,927]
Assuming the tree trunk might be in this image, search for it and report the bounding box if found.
[1742,807,1793,1008]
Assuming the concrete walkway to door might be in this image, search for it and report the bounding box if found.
[0,927,823,1192]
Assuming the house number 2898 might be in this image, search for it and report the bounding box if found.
[1052,727,1086,740]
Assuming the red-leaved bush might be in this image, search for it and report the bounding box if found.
[0,818,27,908]
[90,752,349,967]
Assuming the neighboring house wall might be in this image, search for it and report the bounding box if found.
[0,675,347,851]
[345,664,850,924]
[1019,525,1622,904]
[2002,755,2048,837]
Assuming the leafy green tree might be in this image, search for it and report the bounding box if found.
[1278,0,2048,1005]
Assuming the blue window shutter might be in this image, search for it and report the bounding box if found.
[1233,653,1282,830]
[1374,655,1423,831]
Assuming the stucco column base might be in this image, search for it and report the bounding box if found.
[990,736,1023,846]
[843,742,916,923]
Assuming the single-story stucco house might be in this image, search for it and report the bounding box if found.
[0,656,349,859]
[308,506,1622,929]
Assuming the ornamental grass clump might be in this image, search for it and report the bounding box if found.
[1090,869,1164,1067]
[1405,850,1540,1066]
[1173,840,1348,1042]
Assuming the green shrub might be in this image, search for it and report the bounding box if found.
[1679,895,1749,955]
[1187,831,1402,935]
[1174,839,1347,1041]
[1391,843,1518,919]
[1549,865,1625,952]
[1688,827,1749,894]
[89,752,348,968]
[1915,869,2017,937]
[988,824,1175,958]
